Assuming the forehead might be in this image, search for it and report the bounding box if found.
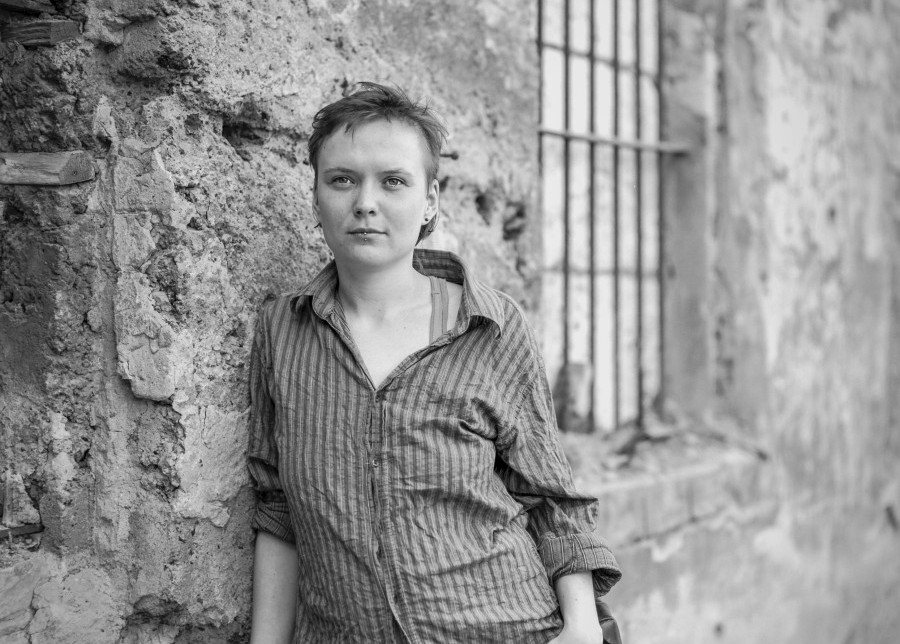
[318,119,429,174]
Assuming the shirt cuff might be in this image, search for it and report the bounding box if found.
[251,493,296,544]
[537,532,623,596]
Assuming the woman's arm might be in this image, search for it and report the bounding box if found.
[548,572,604,644]
[250,531,299,644]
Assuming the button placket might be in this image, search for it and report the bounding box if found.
[367,389,392,541]
[371,390,384,469]
[368,390,408,638]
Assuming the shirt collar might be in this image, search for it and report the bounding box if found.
[290,249,507,336]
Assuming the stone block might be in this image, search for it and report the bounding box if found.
[82,4,130,46]
[46,412,75,503]
[684,470,724,522]
[113,142,175,216]
[171,403,249,527]
[113,211,155,270]
[591,449,766,546]
[644,473,693,537]
[597,475,685,545]
[120,622,180,644]
[595,477,651,545]
[29,567,123,644]
[92,96,119,148]
[114,271,177,401]
[0,557,49,639]
[2,471,40,526]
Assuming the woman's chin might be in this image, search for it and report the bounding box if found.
[332,246,413,270]
[330,238,420,267]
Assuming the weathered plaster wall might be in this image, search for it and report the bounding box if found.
[0,1,537,640]
[3,0,900,642]
[609,1,900,642]
[719,0,899,500]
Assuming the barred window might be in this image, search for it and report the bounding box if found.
[538,0,689,434]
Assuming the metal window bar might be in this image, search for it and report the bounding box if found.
[563,0,571,382]
[588,0,596,435]
[541,41,656,82]
[656,0,667,414]
[634,0,643,431]
[538,0,688,434]
[612,0,621,430]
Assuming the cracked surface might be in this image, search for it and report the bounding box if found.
[1,0,537,640]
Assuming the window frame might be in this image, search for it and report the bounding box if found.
[537,0,696,435]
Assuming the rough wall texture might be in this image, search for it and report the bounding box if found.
[0,1,537,640]
[606,1,900,642]
[714,0,900,500]
[3,0,900,643]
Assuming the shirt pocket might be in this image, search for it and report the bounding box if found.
[417,363,505,441]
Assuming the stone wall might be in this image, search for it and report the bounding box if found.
[0,1,537,640]
[2,0,900,642]
[604,1,900,642]
[714,0,899,499]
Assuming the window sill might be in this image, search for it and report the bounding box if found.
[562,429,771,547]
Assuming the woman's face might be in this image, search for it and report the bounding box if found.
[313,119,439,272]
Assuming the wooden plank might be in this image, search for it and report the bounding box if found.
[1,20,79,46]
[0,0,54,15]
[0,151,95,185]
[0,523,43,539]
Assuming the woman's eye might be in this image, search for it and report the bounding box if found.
[330,176,351,185]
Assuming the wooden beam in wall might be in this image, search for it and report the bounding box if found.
[0,524,43,540]
[0,151,95,185]
[0,0,54,15]
[1,20,79,46]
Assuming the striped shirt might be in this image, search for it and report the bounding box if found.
[247,249,621,644]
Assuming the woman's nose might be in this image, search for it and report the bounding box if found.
[353,182,376,216]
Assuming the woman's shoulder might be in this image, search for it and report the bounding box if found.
[478,283,531,323]
[419,249,533,339]
[253,290,312,335]
[256,291,296,318]
[464,279,537,346]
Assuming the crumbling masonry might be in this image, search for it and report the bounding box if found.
[2,1,900,643]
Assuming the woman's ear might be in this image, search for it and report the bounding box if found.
[425,178,439,221]
[312,185,320,221]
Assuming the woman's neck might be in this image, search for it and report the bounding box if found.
[334,260,430,320]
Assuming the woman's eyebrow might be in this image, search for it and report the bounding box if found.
[320,166,357,174]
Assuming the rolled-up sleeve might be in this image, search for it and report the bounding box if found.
[247,303,295,543]
[495,307,622,597]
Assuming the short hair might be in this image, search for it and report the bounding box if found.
[308,82,448,242]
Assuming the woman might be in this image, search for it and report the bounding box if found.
[247,82,621,644]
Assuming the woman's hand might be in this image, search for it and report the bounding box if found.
[548,622,605,643]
